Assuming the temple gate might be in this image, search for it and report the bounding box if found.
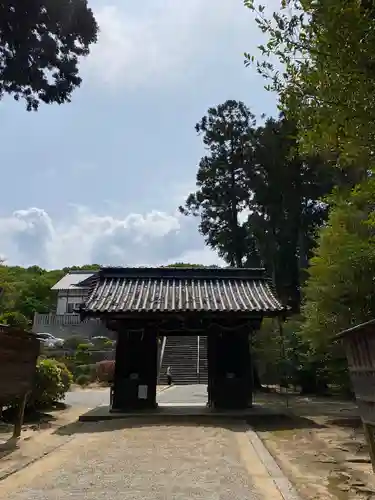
[80,266,286,411]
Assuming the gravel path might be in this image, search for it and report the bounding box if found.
[0,420,283,500]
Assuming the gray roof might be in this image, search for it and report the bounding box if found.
[51,270,95,291]
[82,267,285,315]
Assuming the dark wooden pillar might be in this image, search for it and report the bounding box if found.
[208,328,252,410]
[112,326,158,411]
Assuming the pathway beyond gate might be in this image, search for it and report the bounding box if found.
[0,415,298,499]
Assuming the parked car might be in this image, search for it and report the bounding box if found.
[35,332,64,348]
[91,335,110,342]
[91,336,113,346]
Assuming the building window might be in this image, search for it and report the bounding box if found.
[66,303,81,314]
[66,303,74,314]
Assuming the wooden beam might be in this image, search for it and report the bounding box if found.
[12,392,29,440]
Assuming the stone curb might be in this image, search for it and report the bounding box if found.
[247,429,302,500]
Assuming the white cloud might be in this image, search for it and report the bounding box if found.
[0,205,223,269]
[84,0,253,89]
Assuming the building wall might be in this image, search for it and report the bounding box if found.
[32,314,115,340]
[56,291,86,315]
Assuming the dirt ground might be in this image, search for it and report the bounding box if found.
[0,404,89,481]
[1,388,372,498]
[0,385,168,481]
[252,392,375,499]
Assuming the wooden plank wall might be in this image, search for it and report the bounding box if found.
[0,324,40,403]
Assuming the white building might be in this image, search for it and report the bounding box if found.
[52,270,94,315]
[32,270,110,339]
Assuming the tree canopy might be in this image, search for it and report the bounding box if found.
[0,0,98,110]
[180,103,333,310]
[0,264,99,328]
[244,0,375,169]
[179,100,255,267]
[240,0,375,391]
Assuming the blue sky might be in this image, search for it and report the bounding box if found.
[0,0,278,269]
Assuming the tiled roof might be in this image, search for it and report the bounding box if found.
[82,267,285,315]
[51,270,95,291]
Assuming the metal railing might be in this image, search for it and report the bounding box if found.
[157,336,167,383]
[33,313,82,326]
[197,335,200,383]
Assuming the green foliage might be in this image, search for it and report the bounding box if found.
[179,100,256,267]
[245,0,375,168]
[301,179,375,347]
[63,336,88,351]
[91,336,111,349]
[74,364,96,382]
[0,0,98,110]
[181,104,333,308]
[0,311,30,330]
[244,0,375,394]
[0,264,97,324]
[74,344,92,366]
[29,358,72,408]
[54,361,73,393]
[76,374,91,386]
[254,316,346,394]
[246,117,333,308]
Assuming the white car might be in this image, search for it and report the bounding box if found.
[36,333,64,348]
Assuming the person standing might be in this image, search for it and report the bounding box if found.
[166,366,173,386]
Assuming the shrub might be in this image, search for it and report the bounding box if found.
[63,336,88,351]
[91,336,111,348]
[75,345,92,365]
[96,360,115,383]
[54,361,73,393]
[76,374,91,386]
[59,355,76,375]
[77,343,92,351]
[29,358,72,408]
[74,364,97,382]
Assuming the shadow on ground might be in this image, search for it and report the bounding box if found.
[54,411,326,438]
[248,413,325,431]
[254,392,358,419]
[327,416,363,428]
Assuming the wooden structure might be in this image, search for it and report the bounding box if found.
[0,324,40,437]
[80,267,287,412]
[338,319,375,471]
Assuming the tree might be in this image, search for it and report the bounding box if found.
[244,0,375,392]
[0,264,95,324]
[181,103,332,308]
[0,311,30,330]
[301,178,375,348]
[179,100,257,267]
[245,117,333,309]
[244,0,375,173]
[296,180,375,393]
[0,0,98,110]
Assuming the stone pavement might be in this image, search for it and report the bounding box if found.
[157,384,208,405]
[0,418,300,500]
